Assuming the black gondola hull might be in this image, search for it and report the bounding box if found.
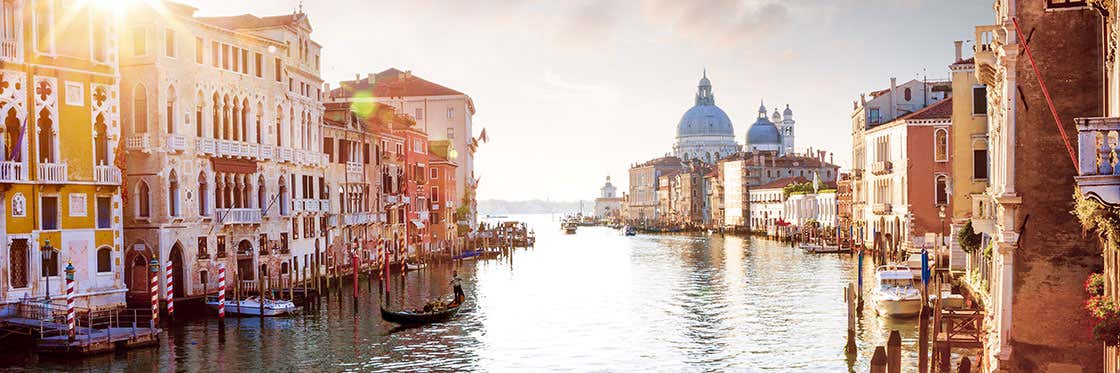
[380,304,461,324]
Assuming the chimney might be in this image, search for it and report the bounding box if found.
[367,73,374,84]
[830,152,834,164]
[953,40,963,62]
[860,93,866,105]
[889,77,897,119]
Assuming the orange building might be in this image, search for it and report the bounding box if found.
[427,141,457,253]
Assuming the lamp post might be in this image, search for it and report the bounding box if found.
[41,239,53,302]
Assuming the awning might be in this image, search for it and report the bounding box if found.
[411,220,425,229]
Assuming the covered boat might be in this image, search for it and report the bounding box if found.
[872,265,924,317]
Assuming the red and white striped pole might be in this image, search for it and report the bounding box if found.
[149,259,159,325]
[64,262,75,342]
[165,260,175,319]
[217,263,226,318]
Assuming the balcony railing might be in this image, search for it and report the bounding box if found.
[278,147,293,163]
[384,195,399,204]
[319,199,330,211]
[871,160,893,176]
[974,24,1000,86]
[167,134,188,153]
[125,134,151,152]
[37,162,67,183]
[0,36,18,63]
[1075,117,1120,206]
[346,162,363,179]
[216,208,262,225]
[0,161,28,182]
[342,212,372,225]
[872,203,892,215]
[197,137,215,154]
[259,144,275,160]
[94,164,121,185]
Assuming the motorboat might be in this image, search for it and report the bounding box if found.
[405,262,427,271]
[872,265,925,317]
[207,296,301,316]
[624,226,637,236]
[562,218,578,234]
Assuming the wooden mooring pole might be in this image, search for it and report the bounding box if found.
[845,282,857,355]
[919,307,930,373]
[887,330,901,373]
[870,346,887,373]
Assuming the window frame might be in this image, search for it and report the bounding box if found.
[971,85,987,116]
[39,194,59,231]
[164,28,175,58]
[96,246,112,273]
[933,128,949,162]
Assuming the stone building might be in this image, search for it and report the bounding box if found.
[0,1,126,309]
[593,176,622,220]
[118,4,328,304]
[426,145,457,252]
[322,102,381,272]
[969,1,1105,371]
[626,156,685,224]
[748,176,808,235]
[330,69,478,227]
[947,41,993,273]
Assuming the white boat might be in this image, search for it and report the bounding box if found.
[799,243,824,252]
[207,296,301,316]
[872,265,925,317]
[405,262,427,271]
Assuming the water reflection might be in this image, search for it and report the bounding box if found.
[2,214,944,372]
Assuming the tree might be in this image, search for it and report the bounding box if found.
[957,220,982,253]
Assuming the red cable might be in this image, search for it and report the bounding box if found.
[1011,17,1081,175]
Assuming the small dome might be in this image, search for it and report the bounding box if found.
[746,117,781,145]
[783,104,793,116]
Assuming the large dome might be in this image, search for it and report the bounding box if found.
[746,117,781,145]
[677,104,734,138]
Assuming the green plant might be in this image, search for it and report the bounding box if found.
[982,239,994,259]
[1073,191,1120,248]
[1087,273,1106,297]
[957,220,982,254]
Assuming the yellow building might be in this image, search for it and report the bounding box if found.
[0,1,125,309]
[946,41,992,273]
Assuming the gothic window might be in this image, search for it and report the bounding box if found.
[137,180,150,218]
[211,92,220,139]
[275,105,283,147]
[168,170,180,217]
[5,107,21,162]
[9,238,28,288]
[934,174,949,206]
[195,92,203,137]
[278,176,288,215]
[904,87,912,101]
[934,128,948,162]
[133,84,147,133]
[198,171,208,216]
[258,175,266,214]
[94,113,108,165]
[36,107,54,163]
[96,247,111,273]
[166,85,175,134]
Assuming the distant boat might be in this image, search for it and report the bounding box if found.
[563,222,578,234]
[207,297,300,316]
[381,293,465,325]
[453,250,483,260]
[405,262,427,271]
[624,226,637,236]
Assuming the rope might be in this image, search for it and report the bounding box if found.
[1011,17,1081,174]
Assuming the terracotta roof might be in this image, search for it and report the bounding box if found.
[951,57,975,66]
[899,97,953,120]
[332,68,465,99]
[636,156,684,168]
[869,88,890,98]
[196,13,307,30]
[756,176,810,190]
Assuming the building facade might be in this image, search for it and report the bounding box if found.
[947,41,992,272]
[119,4,328,304]
[0,1,126,309]
[593,176,622,220]
[748,176,808,235]
[673,72,740,163]
[626,156,685,224]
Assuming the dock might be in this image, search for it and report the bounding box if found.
[0,300,159,355]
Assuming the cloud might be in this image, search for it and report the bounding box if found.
[553,0,621,49]
[641,0,790,49]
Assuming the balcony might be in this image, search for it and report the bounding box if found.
[402,196,411,204]
[0,161,28,182]
[872,203,892,215]
[216,208,262,225]
[196,137,215,154]
[342,212,373,225]
[319,199,330,211]
[1075,117,1120,206]
[346,162,363,178]
[851,169,864,180]
[125,134,152,152]
[383,195,399,205]
[167,134,188,153]
[871,160,893,176]
[278,147,293,163]
[432,202,440,210]
[974,24,999,86]
[37,162,67,183]
[94,164,121,185]
[0,36,18,63]
[259,144,275,160]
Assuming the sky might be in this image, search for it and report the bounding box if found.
[180,0,993,201]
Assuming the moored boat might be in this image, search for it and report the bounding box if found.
[405,262,427,271]
[624,226,637,236]
[380,301,462,325]
[206,296,300,316]
[872,265,924,317]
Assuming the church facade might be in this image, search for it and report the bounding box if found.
[672,72,741,163]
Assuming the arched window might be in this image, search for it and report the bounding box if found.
[278,176,288,215]
[168,170,180,217]
[904,87,912,101]
[166,85,176,134]
[222,95,230,140]
[256,102,263,144]
[211,92,220,139]
[258,175,267,213]
[137,180,150,217]
[96,247,112,273]
[36,107,54,163]
[241,98,249,142]
[934,128,948,162]
[195,91,204,137]
[94,113,108,165]
[133,84,147,133]
[935,174,949,206]
[275,105,283,147]
[198,171,208,216]
[4,108,22,162]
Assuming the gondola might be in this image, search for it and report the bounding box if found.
[380,301,462,325]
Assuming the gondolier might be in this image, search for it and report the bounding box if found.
[451,271,464,303]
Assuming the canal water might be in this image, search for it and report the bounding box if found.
[3,214,948,372]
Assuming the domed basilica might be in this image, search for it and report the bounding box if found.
[672,71,796,163]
